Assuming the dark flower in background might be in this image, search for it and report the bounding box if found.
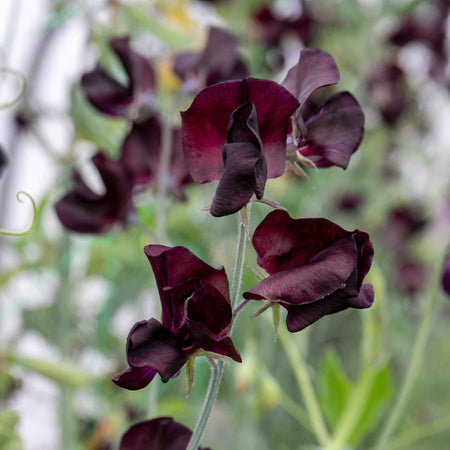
[334,190,365,213]
[0,145,7,177]
[113,245,241,390]
[55,153,133,234]
[367,63,409,127]
[395,257,428,296]
[443,255,450,296]
[81,37,155,118]
[283,49,365,170]
[181,77,299,216]
[244,210,374,332]
[119,115,193,200]
[119,417,208,450]
[253,3,316,61]
[173,26,248,91]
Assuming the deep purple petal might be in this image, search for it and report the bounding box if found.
[442,257,450,296]
[284,291,347,332]
[200,337,242,363]
[354,231,374,290]
[81,65,132,117]
[181,78,299,182]
[185,282,232,338]
[126,319,189,383]
[119,417,194,450]
[244,234,358,305]
[250,210,350,275]
[120,116,162,185]
[346,283,374,309]
[54,153,133,234]
[210,102,266,217]
[112,366,157,390]
[144,245,230,329]
[299,91,365,169]
[282,49,340,107]
[110,37,155,101]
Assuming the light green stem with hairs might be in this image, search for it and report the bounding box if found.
[0,191,36,236]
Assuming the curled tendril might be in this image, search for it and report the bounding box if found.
[0,68,27,109]
[0,191,37,236]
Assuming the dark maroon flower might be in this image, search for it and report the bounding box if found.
[367,63,409,127]
[181,78,299,216]
[113,245,241,390]
[334,191,364,213]
[119,115,192,200]
[0,145,7,177]
[119,417,208,450]
[443,256,450,296]
[254,4,316,48]
[243,210,374,332]
[55,153,134,234]
[174,26,248,90]
[283,49,364,170]
[81,37,155,118]
[395,257,428,295]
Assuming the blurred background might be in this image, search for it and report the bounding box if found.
[0,0,449,449]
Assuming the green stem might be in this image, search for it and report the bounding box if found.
[278,327,330,447]
[389,413,450,449]
[373,252,446,450]
[278,391,311,432]
[0,68,26,109]
[0,191,36,236]
[186,207,250,450]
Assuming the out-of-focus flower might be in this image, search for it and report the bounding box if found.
[119,115,192,200]
[181,78,299,216]
[334,190,365,213]
[173,26,248,91]
[254,4,316,48]
[283,49,364,170]
[113,245,241,390]
[55,153,133,234]
[367,63,409,127]
[81,37,155,119]
[244,210,374,332]
[442,255,450,296]
[395,257,428,295]
[119,417,209,450]
[0,145,7,177]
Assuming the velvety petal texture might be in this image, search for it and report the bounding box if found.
[81,37,155,117]
[174,26,248,88]
[244,210,374,332]
[282,49,340,108]
[119,115,192,199]
[181,77,300,184]
[55,153,133,234]
[211,103,267,216]
[119,417,208,450]
[298,92,365,169]
[114,245,240,390]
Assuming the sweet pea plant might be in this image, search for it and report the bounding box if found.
[1,1,450,449]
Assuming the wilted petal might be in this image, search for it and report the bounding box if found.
[244,234,358,305]
[181,78,299,183]
[282,49,340,107]
[119,417,195,450]
[126,319,189,383]
[112,366,157,390]
[299,92,365,169]
[250,210,350,275]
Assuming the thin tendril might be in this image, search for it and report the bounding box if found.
[0,68,26,109]
[0,191,36,236]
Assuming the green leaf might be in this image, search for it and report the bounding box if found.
[318,349,352,427]
[185,357,196,398]
[349,362,393,445]
[69,85,127,154]
[0,410,22,450]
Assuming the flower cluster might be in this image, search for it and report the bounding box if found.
[55,37,192,233]
[113,245,241,390]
